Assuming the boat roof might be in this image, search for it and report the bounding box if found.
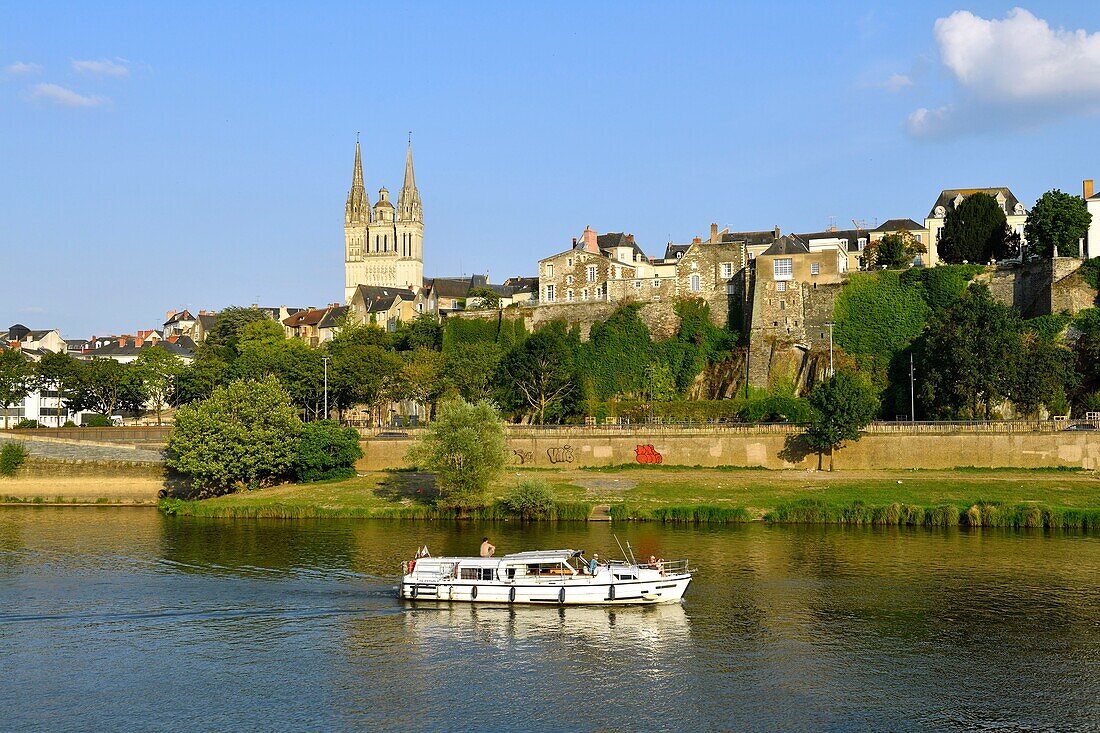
[418,549,579,563]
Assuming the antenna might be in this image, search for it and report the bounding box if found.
[356,131,360,143]
[852,218,869,231]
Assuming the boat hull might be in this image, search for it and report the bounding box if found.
[400,574,691,606]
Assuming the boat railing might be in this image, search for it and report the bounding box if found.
[637,558,690,575]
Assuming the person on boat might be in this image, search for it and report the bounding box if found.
[588,553,600,575]
[480,537,496,557]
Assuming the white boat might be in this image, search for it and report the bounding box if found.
[399,549,691,605]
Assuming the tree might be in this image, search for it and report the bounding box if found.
[803,371,879,469]
[405,397,507,507]
[133,347,184,425]
[67,359,146,419]
[232,336,323,417]
[497,325,579,423]
[393,313,443,351]
[466,286,502,310]
[167,376,302,494]
[294,420,363,482]
[1025,189,1092,258]
[1013,331,1074,419]
[0,349,33,429]
[204,306,273,352]
[35,351,81,427]
[443,341,502,402]
[644,361,678,402]
[402,348,446,421]
[867,232,925,269]
[917,285,1021,419]
[939,192,1010,264]
[175,348,229,404]
[327,343,404,424]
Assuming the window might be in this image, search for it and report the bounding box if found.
[857,237,867,250]
[720,263,733,278]
[690,274,701,292]
[914,234,922,243]
[773,258,793,280]
[566,275,574,285]
[810,263,820,276]
[633,280,642,289]
[726,282,735,295]
[581,288,589,300]
[567,289,574,302]
[546,263,554,278]
[460,567,495,580]
[567,258,573,267]
[545,284,555,301]
[777,280,786,293]
[586,265,598,281]
[652,278,661,288]
[748,252,755,260]
[779,300,786,310]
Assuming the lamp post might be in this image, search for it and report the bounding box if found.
[825,321,835,376]
[322,354,330,420]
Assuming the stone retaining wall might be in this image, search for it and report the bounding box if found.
[358,431,1100,471]
[0,435,165,464]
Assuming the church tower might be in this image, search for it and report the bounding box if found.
[343,136,425,301]
[395,139,424,291]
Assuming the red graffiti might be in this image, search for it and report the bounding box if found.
[635,444,663,464]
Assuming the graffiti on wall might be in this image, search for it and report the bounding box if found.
[546,445,575,464]
[512,449,534,465]
[635,444,663,464]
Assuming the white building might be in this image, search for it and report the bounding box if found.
[924,187,1028,265]
[1084,179,1100,259]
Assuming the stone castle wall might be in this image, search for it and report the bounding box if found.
[983,258,1096,318]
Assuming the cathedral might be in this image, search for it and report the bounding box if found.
[344,137,424,301]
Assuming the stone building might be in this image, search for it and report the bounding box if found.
[924,187,1027,266]
[343,138,424,300]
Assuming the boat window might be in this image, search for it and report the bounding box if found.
[526,563,571,577]
[614,573,637,581]
[460,567,494,580]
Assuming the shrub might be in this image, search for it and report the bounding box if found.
[0,443,28,476]
[14,419,40,429]
[294,420,363,482]
[82,415,112,428]
[62,420,77,428]
[500,478,556,520]
[167,376,302,494]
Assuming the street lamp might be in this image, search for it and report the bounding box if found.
[824,321,835,376]
[322,354,330,420]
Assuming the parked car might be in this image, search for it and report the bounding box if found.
[1062,423,1098,432]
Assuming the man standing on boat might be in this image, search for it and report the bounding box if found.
[480,537,495,557]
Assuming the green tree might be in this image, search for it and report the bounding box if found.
[205,307,273,353]
[917,285,1020,419]
[167,376,302,494]
[1025,189,1092,259]
[35,351,82,427]
[405,397,507,508]
[232,336,324,417]
[939,192,1010,264]
[869,232,923,269]
[393,313,443,351]
[644,361,678,402]
[443,341,502,402]
[0,349,33,429]
[497,324,580,424]
[327,342,404,424]
[585,305,654,399]
[803,371,879,469]
[133,347,184,425]
[402,348,446,421]
[294,420,363,482]
[1013,331,1074,419]
[466,286,502,310]
[175,347,229,404]
[68,359,146,419]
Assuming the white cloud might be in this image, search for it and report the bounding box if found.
[72,57,130,77]
[909,8,1100,138]
[878,73,913,93]
[26,83,107,108]
[4,61,42,76]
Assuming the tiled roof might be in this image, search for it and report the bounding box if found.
[318,306,350,328]
[721,230,779,247]
[928,187,1024,219]
[873,218,924,232]
[796,229,867,253]
[761,235,810,256]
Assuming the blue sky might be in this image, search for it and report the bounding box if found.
[3,1,1099,337]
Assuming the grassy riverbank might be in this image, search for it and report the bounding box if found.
[155,467,1100,528]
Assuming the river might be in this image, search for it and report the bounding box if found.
[1,508,1097,732]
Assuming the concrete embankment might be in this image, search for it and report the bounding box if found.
[358,430,1100,471]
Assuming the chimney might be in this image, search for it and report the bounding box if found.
[1086,179,1095,200]
[774,226,781,239]
[118,337,126,347]
[710,223,719,243]
[692,237,702,244]
[166,310,176,321]
[582,226,599,253]
[627,233,635,244]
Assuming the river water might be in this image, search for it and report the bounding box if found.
[1,508,1097,732]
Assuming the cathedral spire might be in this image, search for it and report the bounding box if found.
[397,135,422,223]
[345,136,370,225]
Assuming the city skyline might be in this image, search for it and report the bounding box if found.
[3,1,1100,336]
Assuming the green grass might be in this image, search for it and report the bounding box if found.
[152,467,1100,526]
